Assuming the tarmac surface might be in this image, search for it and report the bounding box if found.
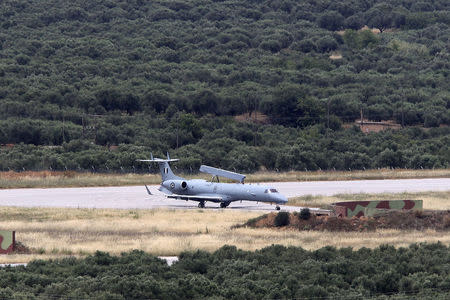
[0,178,448,212]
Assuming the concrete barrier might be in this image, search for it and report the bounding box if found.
[332,200,423,217]
[0,231,15,254]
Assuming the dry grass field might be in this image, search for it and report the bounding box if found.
[0,168,448,189]
[0,171,162,189]
[1,191,449,264]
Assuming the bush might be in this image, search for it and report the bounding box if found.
[1,244,450,298]
[299,208,311,220]
[274,212,290,227]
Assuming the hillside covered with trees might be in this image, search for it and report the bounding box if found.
[0,0,448,172]
[1,244,450,299]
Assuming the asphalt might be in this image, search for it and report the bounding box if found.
[0,178,448,211]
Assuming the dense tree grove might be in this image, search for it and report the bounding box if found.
[1,244,450,299]
[0,123,447,172]
[0,0,448,171]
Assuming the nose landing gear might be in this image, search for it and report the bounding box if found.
[276,205,280,210]
[220,202,230,208]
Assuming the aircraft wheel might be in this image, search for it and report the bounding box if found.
[276,206,280,211]
[220,202,230,208]
[198,202,205,208]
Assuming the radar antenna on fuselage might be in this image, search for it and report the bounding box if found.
[199,165,246,183]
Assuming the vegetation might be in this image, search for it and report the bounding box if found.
[274,211,290,227]
[1,244,450,299]
[1,200,450,264]
[0,0,449,172]
[299,207,311,220]
[0,126,448,173]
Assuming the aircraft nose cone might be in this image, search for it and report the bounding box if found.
[273,194,288,204]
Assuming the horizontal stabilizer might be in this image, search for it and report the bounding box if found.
[137,152,179,163]
[144,185,152,195]
[199,165,246,183]
[137,158,179,162]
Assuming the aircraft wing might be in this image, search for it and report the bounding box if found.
[166,194,223,202]
[199,165,246,183]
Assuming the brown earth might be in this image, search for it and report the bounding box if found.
[240,210,450,232]
[234,111,270,124]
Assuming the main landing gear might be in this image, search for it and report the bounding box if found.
[198,201,205,208]
[220,202,230,208]
[275,206,280,211]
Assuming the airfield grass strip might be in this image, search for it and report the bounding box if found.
[0,168,449,189]
[0,192,449,264]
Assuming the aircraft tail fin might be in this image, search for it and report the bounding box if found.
[137,152,183,181]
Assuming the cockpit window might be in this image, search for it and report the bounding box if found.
[270,189,278,193]
[264,189,268,193]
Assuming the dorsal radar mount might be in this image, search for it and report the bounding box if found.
[199,165,246,184]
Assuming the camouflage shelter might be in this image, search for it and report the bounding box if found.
[332,200,423,217]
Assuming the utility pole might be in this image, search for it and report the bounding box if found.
[360,107,364,127]
[401,102,404,128]
[327,99,330,129]
[254,98,257,147]
[62,115,65,143]
[82,116,85,138]
[176,114,179,149]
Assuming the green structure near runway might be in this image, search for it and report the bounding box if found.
[333,200,423,217]
[0,231,15,254]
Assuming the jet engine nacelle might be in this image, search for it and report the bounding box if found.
[165,180,189,193]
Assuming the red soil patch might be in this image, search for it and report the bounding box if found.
[241,211,450,232]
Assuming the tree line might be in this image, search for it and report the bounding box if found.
[1,243,449,299]
[0,0,448,172]
[1,118,447,172]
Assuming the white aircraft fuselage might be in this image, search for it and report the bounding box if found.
[161,179,288,205]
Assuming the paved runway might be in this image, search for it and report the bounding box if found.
[0,178,448,211]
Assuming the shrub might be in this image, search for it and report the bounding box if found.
[274,212,290,227]
[299,208,311,220]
